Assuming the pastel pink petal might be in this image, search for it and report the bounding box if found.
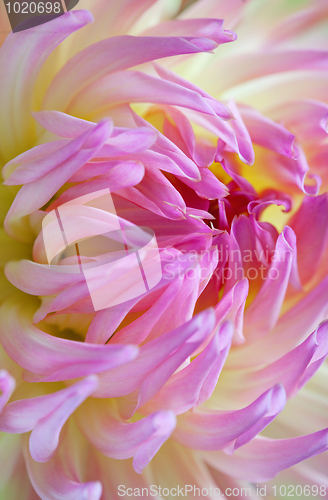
[99,127,158,156]
[68,160,142,183]
[268,99,328,143]
[0,370,16,412]
[133,111,201,180]
[5,260,84,296]
[43,35,221,112]
[111,279,184,345]
[265,3,328,47]
[244,226,297,341]
[215,279,249,347]
[67,70,232,120]
[163,109,216,168]
[2,140,69,180]
[274,144,322,195]
[143,18,237,45]
[0,297,138,383]
[0,376,98,463]
[226,100,255,165]
[219,323,328,408]
[24,438,102,500]
[178,167,228,200]
[153,63,233,120]
[140,322,233,415]
[205,50,328,96]
[45,166,146,215]
[184,109,242,163]
[86,296,142,344]
[135,308,216,410]
[248,193,292,220]
[239,105,296,157]
[174,385,286,451]
[78,403,176,473]
[227,274,328,369]
[4,121,112,238]
[289,193,328,285]
[32,111,95,138]
[4,120,114,185]
[203,430,328,482]
[0,10,93,163]
[32,281,92,323]
[94,309,216,398]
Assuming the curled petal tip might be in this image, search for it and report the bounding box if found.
[0,370,15,412]
[83,481,103,500]
[69,9,95,26]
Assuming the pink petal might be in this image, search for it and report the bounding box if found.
[0,297,138,382]
[140,321,233,415]
[225,100,255,165]
[204,50,328,96]
[174,385,286,451]
[202,430,328,482]
[239,104,296,157]
[4,120,113,185]
[244,226,298,341]
[289,193,328,285]
[142,18,237,45]
[5,121,112,238]
[67,70,233,120]
[153,62,233,120]
[43,35,223,112]
[77,401,176,473]
[163,107,217,168]
[268,99,328,143]
[133,111,201,180]
[0,370,15,412]
[218,322,328,410]
[94,309,216,398]
[0,10,93,162]
[5,259,85,296]
[32,110,94,138]
[0,376,98,462]
[24,436,102,500]
[227,274,328,369]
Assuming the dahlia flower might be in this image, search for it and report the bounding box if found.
[0,0,328,498]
